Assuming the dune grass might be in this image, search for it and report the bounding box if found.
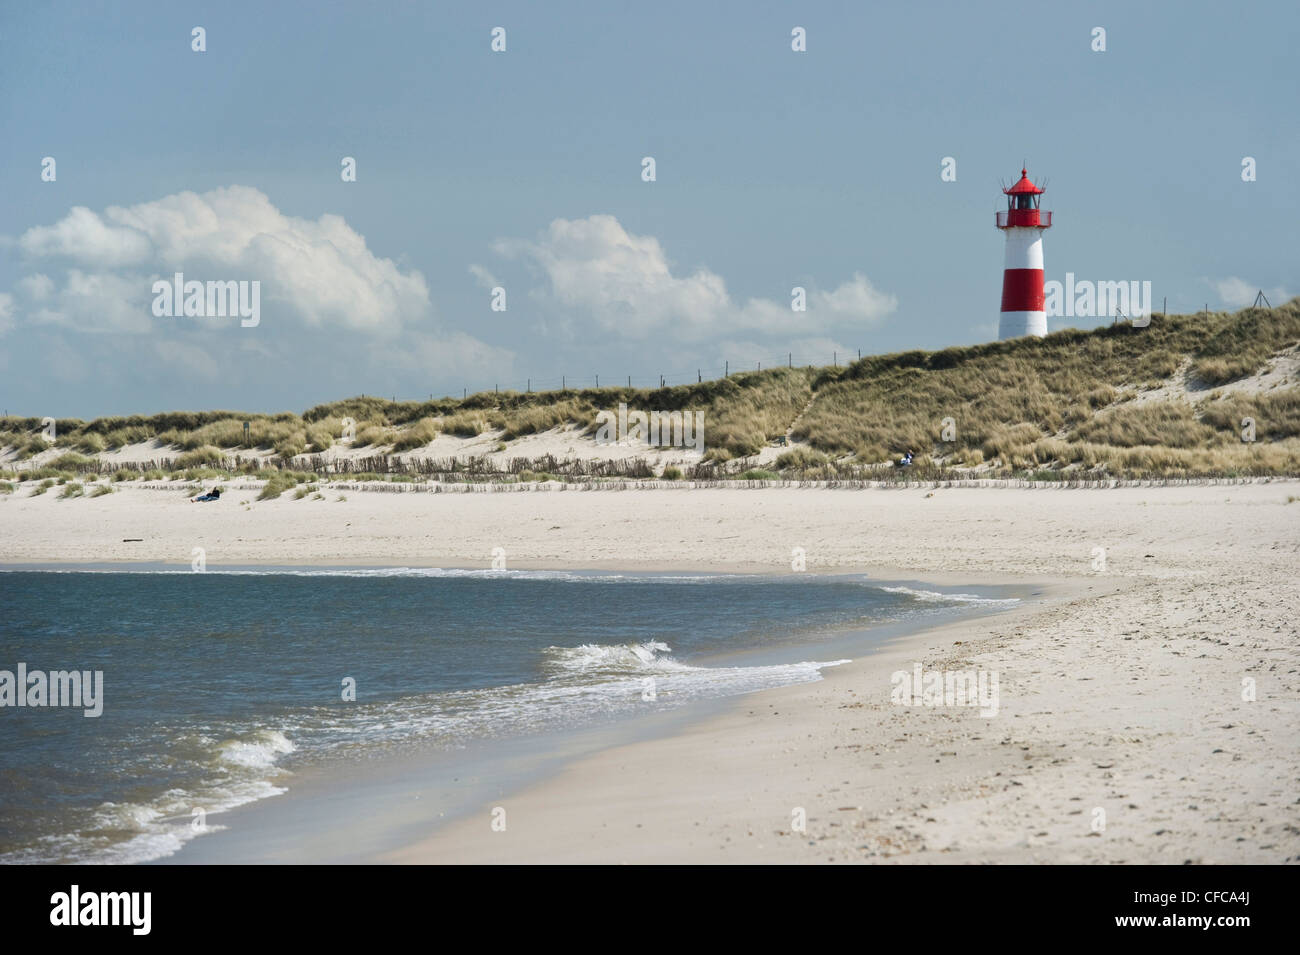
[774,447,829,470]
[257,470,316,500]
[389,417,439,452]
[174,446,226,469]
[258,474,296,501]
[3,300,1298,481]
[790,300,1300,476]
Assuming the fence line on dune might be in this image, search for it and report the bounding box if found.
[391,308,1198,401]
[393,302,1287,402]
[376,351,869,404]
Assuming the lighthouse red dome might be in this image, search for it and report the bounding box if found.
[996,164,1052,230]
[1004,167,1044,195]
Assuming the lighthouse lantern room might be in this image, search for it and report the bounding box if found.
[995,166,1053,339]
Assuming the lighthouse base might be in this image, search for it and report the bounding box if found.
[999,310,1047,340]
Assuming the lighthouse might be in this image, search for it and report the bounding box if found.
[996,167,1053,339]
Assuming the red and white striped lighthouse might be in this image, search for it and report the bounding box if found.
[995,166,1052,339]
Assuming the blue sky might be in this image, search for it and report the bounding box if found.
[2,0,1296,417]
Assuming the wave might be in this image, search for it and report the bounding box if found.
[0,571,1018,864]
[542,640,696,675]
[216,729,296,768]
[0,728,295,866]
[1,639,847,865]
[879,584,1020,607]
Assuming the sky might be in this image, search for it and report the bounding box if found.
[2,0,1296,418]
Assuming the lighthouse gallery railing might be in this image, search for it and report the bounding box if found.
[996,210,1052,228]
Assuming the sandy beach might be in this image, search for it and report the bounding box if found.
[2,480,1297,864]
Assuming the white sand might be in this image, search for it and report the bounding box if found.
[2,480,1296,863]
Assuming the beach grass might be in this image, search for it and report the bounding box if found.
[4,299,1299,481]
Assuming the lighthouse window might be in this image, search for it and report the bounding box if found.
[1015,194,1034,210]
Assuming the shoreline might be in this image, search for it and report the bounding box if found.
[157,573,1043,865]
[2,483,1296,863]
[0,559,1047,589]
[385,575,1114,864]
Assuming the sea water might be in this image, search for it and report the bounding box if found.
[0,567,1016,863]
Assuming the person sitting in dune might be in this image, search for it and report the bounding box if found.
[897,449,914,468]
[192,487,221,503]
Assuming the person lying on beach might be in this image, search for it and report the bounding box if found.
[192,487,221,503]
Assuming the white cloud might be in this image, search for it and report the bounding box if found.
[494,214,896,340]
[12,186,432,334]
[494,215,727,337]
[28,270,155,335]
[20,206,153,267]
[1212,276,1290,309]
[0,293,13,335]
[468,264,499,289]
[814,273,897,320]
[18,274,54,300]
